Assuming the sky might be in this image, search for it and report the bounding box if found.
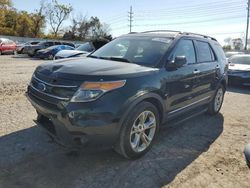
[12,0,247,45]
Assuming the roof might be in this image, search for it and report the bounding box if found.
[121,30,217,41]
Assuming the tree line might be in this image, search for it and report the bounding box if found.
[0,0,112,41]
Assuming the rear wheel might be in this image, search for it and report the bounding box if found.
[208,84,225,115]
[115,102,160,159]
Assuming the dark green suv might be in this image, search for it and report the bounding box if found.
[27,30,228,159]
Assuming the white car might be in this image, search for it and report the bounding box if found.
[54,41,108,59]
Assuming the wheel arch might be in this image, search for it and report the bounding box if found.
[118,92,166,130]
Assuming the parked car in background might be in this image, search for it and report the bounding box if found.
[35,45,75,60]
[17,41,40,54]
[27,31,228,159]
[54,40,108,59]
[23,41,75,57]
[225,51,244,59]
[245,143,250,168]
[228,54,250,86]
[0,38,17,55]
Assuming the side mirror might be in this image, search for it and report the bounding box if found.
[166,56,187,69]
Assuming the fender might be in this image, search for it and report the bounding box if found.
[118,92,166,130]
[217,73,228,91]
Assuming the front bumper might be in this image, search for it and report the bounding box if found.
[26,87,120,148]
[35,52,49,59]
[228,74,250,86]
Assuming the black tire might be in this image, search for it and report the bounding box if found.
[207,84,225,115]
[115,101,160,159]
[17,48,23,54]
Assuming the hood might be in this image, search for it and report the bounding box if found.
[36,57,158,79]
[56,50,88,58]
[229,63,250,71]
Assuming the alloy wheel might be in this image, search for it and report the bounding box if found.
[214,88,224,112]
[130,110,156,153]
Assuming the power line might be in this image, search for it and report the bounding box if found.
[135,0,245,14]
[134,7,244,18]
[133,15,245,27]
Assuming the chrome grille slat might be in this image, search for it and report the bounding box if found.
[33,75,78,88]
[30,85,70,101]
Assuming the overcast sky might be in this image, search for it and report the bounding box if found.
[12,0,247,45]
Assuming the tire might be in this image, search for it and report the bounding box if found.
[115,101,160,159]
[48,54,54,60]
[207,84,225,115]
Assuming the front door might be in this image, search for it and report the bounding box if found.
[164,39,197,115]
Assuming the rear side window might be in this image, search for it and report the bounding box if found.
[63,42,74,47]
[173,39,196,64]
[195,41,214,63]
[213,43,226,60]
[47,42,54,46]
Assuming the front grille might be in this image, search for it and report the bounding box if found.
[29,74,79,106]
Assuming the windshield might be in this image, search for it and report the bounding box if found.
[90,36,173,67]
[29,41,39,45]
[230,56,250,65]
[77,43,94,52]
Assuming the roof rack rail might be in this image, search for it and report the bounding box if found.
[182,32,217,41]
[141,30,182,34]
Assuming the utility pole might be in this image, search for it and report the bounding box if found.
[245,0,250,50]
[128,6,133,33]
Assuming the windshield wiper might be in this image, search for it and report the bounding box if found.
[88,55,131,63]
[88,55,99,59]
[108,57,131,63]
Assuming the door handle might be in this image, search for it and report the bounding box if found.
[193,70,200,74]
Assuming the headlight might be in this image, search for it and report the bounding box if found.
[71,80,126,102]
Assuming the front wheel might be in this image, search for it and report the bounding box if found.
[207,84,225,115]
[115,102,160,159]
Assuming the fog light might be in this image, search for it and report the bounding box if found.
[80,136,88,144]
[68,111,75,119]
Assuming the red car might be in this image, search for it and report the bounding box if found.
[0,38,17,55]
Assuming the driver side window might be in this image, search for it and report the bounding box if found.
[173,39,196,64]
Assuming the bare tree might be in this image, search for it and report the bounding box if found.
[45,0,72,37]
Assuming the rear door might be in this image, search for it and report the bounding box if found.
[9,40,16,51]
[165,39,198,115]
[192,40,218,101]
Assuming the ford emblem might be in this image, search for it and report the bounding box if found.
[37,83,46,92]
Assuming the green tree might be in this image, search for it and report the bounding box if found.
[30,1,46,37]
[16,11,32,37]
[0,0,12,8]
